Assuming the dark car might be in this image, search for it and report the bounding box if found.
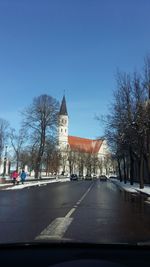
[85,175,92,180]
[92,174,97,180]
[99,175,107,181]
[109,176,118,179]
[70,174,78,181]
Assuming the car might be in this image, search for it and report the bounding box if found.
[1,242,150,267]
[109,176,118,179]
[84,175,92,180]
[99,175,107,181]
[70,174,78,181]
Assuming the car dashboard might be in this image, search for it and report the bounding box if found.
[0,242,150,266]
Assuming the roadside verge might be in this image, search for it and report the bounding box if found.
[0,178,70,190]
[110,178,150,198]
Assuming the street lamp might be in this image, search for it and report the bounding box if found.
[3,145,8,177]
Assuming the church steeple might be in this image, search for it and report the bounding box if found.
[58,96,69,150]
[59,95,68,115]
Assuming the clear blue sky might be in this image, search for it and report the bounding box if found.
[0,0,150,139]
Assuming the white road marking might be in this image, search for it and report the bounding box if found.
[35,217,73,240]
[65,208,76,218]
[65,183,93,218]
[35,182,94,241]
[77,184,93,204]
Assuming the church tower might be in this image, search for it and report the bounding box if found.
[58,96,68,150]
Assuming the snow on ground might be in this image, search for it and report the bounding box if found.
[110,178,150,196]
[1,178,70,190]
[0,183,11,187]
[136,187,150,196]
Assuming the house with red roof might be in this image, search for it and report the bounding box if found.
[58,96,112,177]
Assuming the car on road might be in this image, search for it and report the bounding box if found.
[109,176,118,179]
[85,175,93,180]
[92,174,97,179]
[99,175,107,181]
[70,174,78,181]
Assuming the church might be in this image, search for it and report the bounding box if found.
[58,96,112,177]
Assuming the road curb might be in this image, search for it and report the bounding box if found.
[111,180,150,202]
[135,189,150,197]
[0,178,70,191]
[110,180,139,194]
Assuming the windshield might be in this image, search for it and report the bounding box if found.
[0,0,150,246]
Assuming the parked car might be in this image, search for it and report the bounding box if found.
[92,174,97,179]
[99,175,107,181]
[109,176,118,179]
[70,174,78,181]
[85,175,92,180]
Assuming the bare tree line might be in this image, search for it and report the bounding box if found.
[105,56,150,188]
[60,146,113,177]
[0,94,60,178]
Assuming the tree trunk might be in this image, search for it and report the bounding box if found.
[117,159,122,182]
[129,147,134,185]
[144,155,150,183]
[35,151,43,179]
[8,161,11,175]
[16,154,19,172]
[126,158,129,182]
[46,157,49,176]
[69,160,72,175]
[35,134,46,178]
[123,156,127,184]
[139,154,144,189]
[35,159,40,179]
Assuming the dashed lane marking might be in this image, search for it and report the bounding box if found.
[65,208,76,219]
[35,182,94,241]
[35,217,73,241]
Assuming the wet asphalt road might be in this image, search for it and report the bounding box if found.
[0,179,150,244]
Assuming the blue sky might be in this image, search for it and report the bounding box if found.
[0,0,150,139]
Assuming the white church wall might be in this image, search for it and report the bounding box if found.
[58,114,68,151]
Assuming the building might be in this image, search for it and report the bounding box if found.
[58,96,112,177]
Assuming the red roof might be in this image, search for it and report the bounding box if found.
[68,136,103,154]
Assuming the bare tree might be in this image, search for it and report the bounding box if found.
[0,118,9,159]
[105,73,133,183]
[68,149,77,175]
[59,146,69,175]
[42,139,60,175]
[144,55,150,100]
[19,149,31,170]
[77,152,87,177]
[22,94,59,178]
[104,65,150,188]
[9,128,26,171]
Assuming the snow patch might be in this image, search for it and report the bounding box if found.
[3,178,70,190]
[111,179,150,196]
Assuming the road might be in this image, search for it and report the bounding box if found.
[0,179,150,244]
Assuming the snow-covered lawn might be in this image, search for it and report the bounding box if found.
[1,178,70,190]
[110,178,150,196]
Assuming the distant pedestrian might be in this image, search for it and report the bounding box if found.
[11,170,19,185]
[20,170,27,184]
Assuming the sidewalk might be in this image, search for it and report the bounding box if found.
[0,177,70,190]
[110,178,150,197]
